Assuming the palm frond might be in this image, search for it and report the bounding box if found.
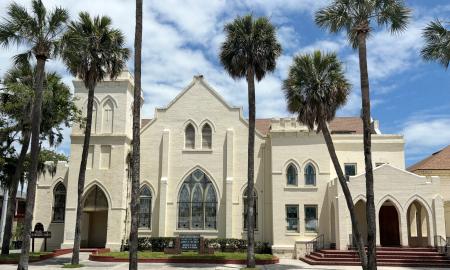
[421,19,450,69]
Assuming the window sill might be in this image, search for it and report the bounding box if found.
[174,230,218,234]
[138,228,152,233]
[304,231,318,236]
[284,186,318,191]
[285,232,300,236]
[182,149,213,153]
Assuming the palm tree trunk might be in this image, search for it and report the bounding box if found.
[17,56,46,270]
[71,79,96,265]
[321,122,368,270]
[129,0,142,269]
[1,129,31,255]
[246,66,256,268]
[357,32,377,270]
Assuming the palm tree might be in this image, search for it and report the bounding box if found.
[129,0,143,269]
[219,14,281,268]
[316,2,410,269]
[421,19,450,69]
[0,61,79,255]
[61,12,130,265]
[0,1,68,268]
[283,50,369,268]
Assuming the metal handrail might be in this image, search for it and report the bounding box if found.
[305,234,324,255]
[434,235,449,255]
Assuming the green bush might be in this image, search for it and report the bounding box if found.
[121,237,176,251]
[121,237,271,254]
[204,238,271,254]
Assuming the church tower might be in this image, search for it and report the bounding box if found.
[61,71,137,250]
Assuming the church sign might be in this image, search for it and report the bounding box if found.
[180,235,200,250]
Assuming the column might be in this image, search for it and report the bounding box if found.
[433,194,446,245]
[225,129,234,238]
[336,196,348,250]
[400,210,409,247]
[0,187,9,247]
[158,129,170,236]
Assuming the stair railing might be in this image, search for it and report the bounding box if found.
[305,234,324,255]
[434,235,448,255]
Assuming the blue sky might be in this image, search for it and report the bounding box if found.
[0,0,449,166]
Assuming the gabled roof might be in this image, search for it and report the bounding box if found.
[408,145,450,172]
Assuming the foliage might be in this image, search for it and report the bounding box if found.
[121,237,271,254]
[0,0,68,63]
[122,237,176,252]
[12,222,24,241]
[219,14,282,81]
[61,12,130,88]
[421,19,450,69]
[204,238,271,254]
[283,51,350,131]
[315,0,411,48]
[100,251,275,260]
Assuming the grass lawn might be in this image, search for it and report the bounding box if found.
[0,252,51,262]
[100,251,275,261]
[62,263,85,268]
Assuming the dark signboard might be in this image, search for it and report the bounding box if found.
[180,235,200,250]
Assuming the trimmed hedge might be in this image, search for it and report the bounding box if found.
[204,238,271,254]
[121,237,271,254]
[122,237,176,252]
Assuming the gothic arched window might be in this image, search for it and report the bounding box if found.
[177,169,217,230]
[305,163,316,186]
[201,123,212,149]
[139,186,152,229]
[243,187,258,230]
[185,124,195,149]
[102,100,114,133]
[52,182,66,223]
[286,164,298,185]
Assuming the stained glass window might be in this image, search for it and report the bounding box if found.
[304,163,316,186]
[139,186,152,229]
[185,124,195,149]
[286,164,298,185]
[202,124,212,149]
[177,169,217,230]
[243,188,258,230]
[52,182,66,223]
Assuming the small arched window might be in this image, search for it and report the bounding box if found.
[304,163,316,186]
[243,187,258,230]
[286,164,298,185]
[139,186,152,229]
[202,123,212,149]
[52,182,66,223]
[102,100,114,133]
[185,124,195,149]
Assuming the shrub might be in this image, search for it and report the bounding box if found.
[121,237,176,251]
[204,238,271,254]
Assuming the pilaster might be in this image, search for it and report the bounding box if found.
[158,129,170,236]
[225,129,234,238]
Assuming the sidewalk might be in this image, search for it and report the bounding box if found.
[0,253,448,270]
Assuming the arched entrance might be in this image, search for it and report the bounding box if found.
[355,200,368,246]
[379,200,400,246]
[407,200,430,247]
[81,185,109,248]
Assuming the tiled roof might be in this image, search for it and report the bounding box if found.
[141,118,152,127]
[254,117,365,136]
[329,117,364,134]
[255,119,272,135]
[408,145,450,172]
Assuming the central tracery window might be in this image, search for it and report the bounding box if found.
[177,169,217,230]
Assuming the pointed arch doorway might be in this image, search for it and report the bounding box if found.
[81,185,109,248]
[379,200,400,247]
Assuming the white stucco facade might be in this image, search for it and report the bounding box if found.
[32,72,448,257]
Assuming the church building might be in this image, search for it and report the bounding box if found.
[32,71,448,257]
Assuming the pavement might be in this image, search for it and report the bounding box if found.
[0,252,449,270]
